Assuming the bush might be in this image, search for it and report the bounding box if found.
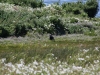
[15,24,27,37]
[81,12,88,17]
[81,22,95,30]
[0,26,9,37]
[62,2,84,14]
[0,0,45,8]
[50,16,66,35]
[83,27,97,36]
[0,24,15,37]
[0,10,9,21]
[72,8,81,15]
[62,3,74,13]
[70,18,78,23]
[0,2,99,37]
[65,24,83,34]
[28,0,45,8]
[0,10,34,37]
[84,0,98,18]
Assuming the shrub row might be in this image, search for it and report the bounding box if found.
[0,0,45,8]
[0,0,98,37]
[0,9,96,37]
[62,0,98,18]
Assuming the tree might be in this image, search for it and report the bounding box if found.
[84,0,99,18]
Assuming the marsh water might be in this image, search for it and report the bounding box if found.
[44,0,100,17]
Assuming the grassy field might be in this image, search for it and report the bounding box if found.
[0,1,100,75]
[0,34,100,75]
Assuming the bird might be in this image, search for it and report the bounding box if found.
[49,34,55,41]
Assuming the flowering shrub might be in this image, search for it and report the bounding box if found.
[0,2,99,37]
[70,18,78,23]
[50,16,66,35]
[0,0,44,8]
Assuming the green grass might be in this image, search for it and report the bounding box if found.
[0,2,100,74]
[0,35,100,75]
[0,35,100,64]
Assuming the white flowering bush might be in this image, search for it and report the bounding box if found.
[0,2,99,37]
[0,0,44,8]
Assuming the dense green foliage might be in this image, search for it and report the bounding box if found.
[0,1,99,37]
[62,0,98,18]
[0,1,100,74]
[0,0,44,8]
[62,2,84,14]
[84,0,98,18]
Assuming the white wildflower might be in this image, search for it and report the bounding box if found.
[55,44,57,46]
[78,58,85,61]
[83,49,89,53]
[86,56,90,58]
[95,47,99,51]
[33,60,38,66]
[16,69,22,74]
[1,58,6,63]
[94,60,99,64]
[72,66,82,71]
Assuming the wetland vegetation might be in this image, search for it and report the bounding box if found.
[0,0,100,75]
